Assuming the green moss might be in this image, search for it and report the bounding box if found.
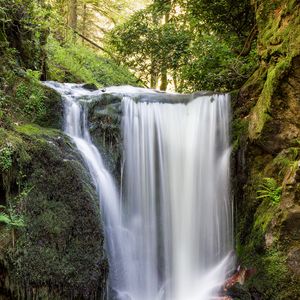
[241,65,267,92]
[254,199,278,232]
[248,57,292,139]
[237,205,298,299]
[248,0,300,140]
[236,153,300,299]
[15,123,60,137]
[0,130,108,298]
[15,80,46,121]
[272,147,300,179]
[258,0,300,59]
[251,250,290,299]
[0,146,13,172]
[235,1,300,298]
[231,118,249,152]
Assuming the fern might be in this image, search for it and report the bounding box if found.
[0,205,25,248]
[0,213,10,224]
[257,177,282,204]
[0,206,25,227]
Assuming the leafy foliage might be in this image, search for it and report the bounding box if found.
[107,0,258,91]
[0,204,25,249]
[47,36,139,86]
[0,146,13,171]
[0,0,49,71]
[187,0,255,40]
[0,205,25,228]
[15,80,46,122]
[178,35,258,92]
[257,177,282,204]
[108,4,191,89]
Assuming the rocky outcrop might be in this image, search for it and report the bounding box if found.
[233,0,300,298]
[0,125,108,299]
[87,94,123,182]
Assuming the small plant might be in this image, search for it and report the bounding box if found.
[273,148,299,176]
[25,92,46,119]
[26,69,41,82]
[15,83,28,102]
[0,145,13,171]
[257,177,282,204]
[15,81,46,120]
[0,205,25,248]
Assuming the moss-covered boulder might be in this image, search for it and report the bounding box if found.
[0,125,108,299]
[86,94,123,182]
[233,0,300,298]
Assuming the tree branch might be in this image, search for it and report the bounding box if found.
[73,29,118,61]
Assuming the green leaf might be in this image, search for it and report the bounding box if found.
[0,213,11,224]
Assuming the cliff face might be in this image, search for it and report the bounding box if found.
[233,0,300,298]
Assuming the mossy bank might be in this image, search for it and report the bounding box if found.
[232,0,300,298]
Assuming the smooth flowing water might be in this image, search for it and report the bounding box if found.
[45,82,234,300]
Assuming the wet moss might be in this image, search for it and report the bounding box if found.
[247,0,300,140]
[0,127,108,299]
[258,0,300,59]
[15,123,60,137]
[232,118,249,152]
[87,98,122,182]
[248,57,291,140]
[234,6,300,297]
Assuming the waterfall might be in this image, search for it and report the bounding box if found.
[121,95,233,300]
[44,82,127,293]
[44,82,234,300]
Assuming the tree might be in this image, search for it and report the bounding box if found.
[106,0,258,92]
[68,0,78,33]
[107,1,191,90]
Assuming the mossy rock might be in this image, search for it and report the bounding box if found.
[0,127,108,299]
[233,1,300,298]
[87,95,123,182]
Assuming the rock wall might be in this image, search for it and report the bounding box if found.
[233,0,300,298]
[0,94,108,299]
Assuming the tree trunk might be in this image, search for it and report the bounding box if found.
[82,3,87,44]
[160,1,171,91]
[69,0,77,39]
[160,66,168,91]
[150,60,158,89]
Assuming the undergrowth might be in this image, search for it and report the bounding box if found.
[46,36,140,87]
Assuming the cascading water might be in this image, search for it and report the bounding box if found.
[45,82,234,300]
[121,95,234,300]
[43,82,126,291]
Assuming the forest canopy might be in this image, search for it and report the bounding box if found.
[0,0,258,92]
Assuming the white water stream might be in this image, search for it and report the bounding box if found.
[45,82,234,300]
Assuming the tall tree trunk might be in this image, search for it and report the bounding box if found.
[160,2,171,91]
[150,59,158,89]
[150,72,158,89]
[160,66,168,91]
[82,3,87,44]
[69,0,78,39]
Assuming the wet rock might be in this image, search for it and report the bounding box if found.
[0,129,108,299]
[82,83,98,91]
